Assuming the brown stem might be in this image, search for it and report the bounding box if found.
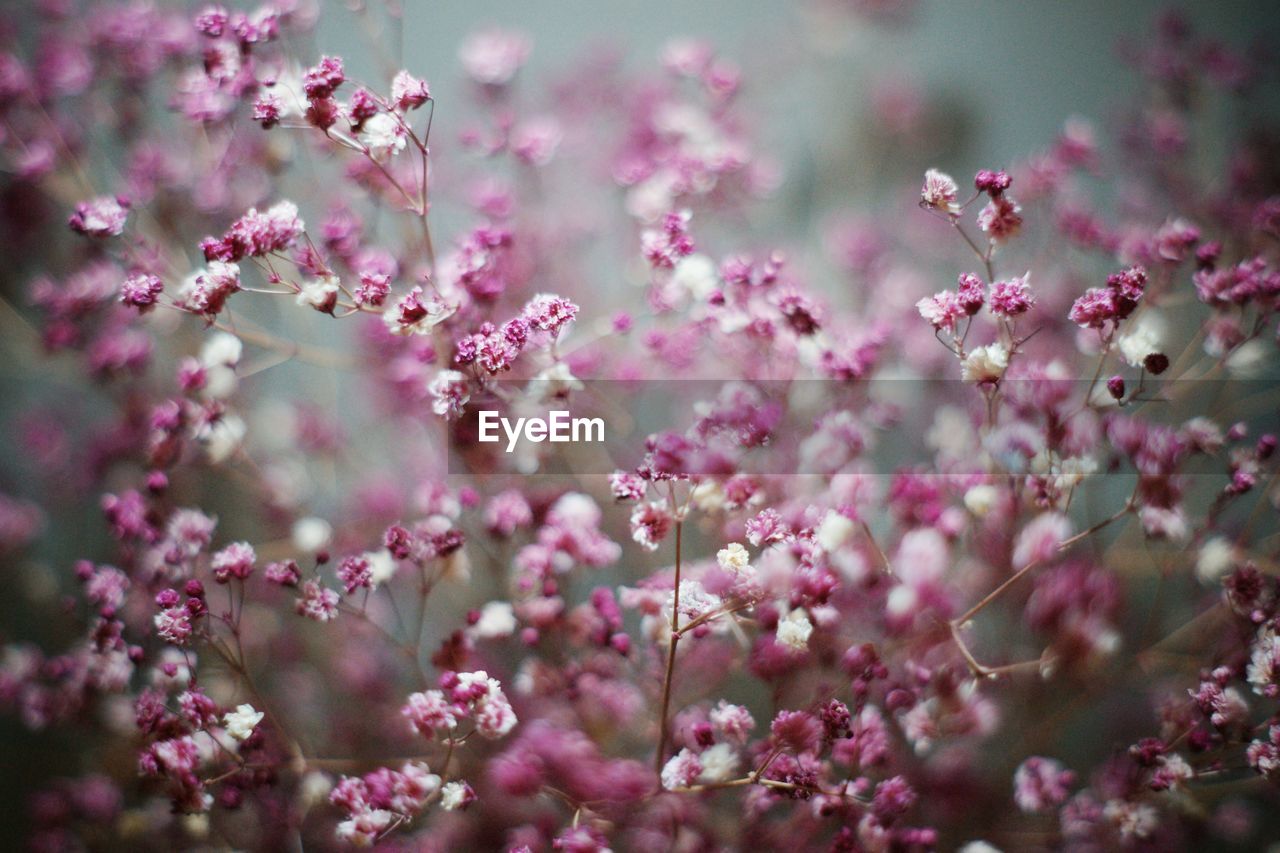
[676,598,754,638]
[952,220,995,281]
[949,500,1133,675]
[654,520,684,777]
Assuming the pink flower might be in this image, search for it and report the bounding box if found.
[974,169,1012,196]
[211,541,255,583]
[522,293,579,335]
[1068,286,1119,329]
[988,272,1035,317]
[120,274,163,311]
[336,554,372,594]
[264,560,300,586]
[295,580,339,622]
[920,169,960,216]
[69,196,129,237]
[459,29,531,86]
[203,201,305,262]
[252,92,282,128]
[660,748,702,790]
[916,290,966,332]
[1012,512,1072,568]
[957,273,986,314]
[452,671,518,738]
[1013,757,1075,813]
[629,502,672,551]
[303,55,345,100]
[484,490,533,537]
[153,606,193,645]
[428,370,471,419]
[609,470,647,502]
[353,272,390,307]
[384,286,455,336]
[977,195,1023,242]
[402,689,460,738]
[391,70,431,110]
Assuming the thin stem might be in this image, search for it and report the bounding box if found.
[949,499,1134,675]
[956,500,1132,627]
[952,220,995,281]
[676,599,755,638]
[860,521,896,578]
[654,520,684,777]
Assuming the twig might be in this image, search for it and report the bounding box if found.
[654,520,684,777]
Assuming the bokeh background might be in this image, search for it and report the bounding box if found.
[3,0,1280,844]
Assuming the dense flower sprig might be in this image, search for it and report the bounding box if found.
[0,2,1278,851]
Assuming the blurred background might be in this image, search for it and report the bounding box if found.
[325,0,1280,235]
[3,0,1280,845]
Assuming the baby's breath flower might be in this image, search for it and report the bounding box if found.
[961,343,1008,383]
[920,169,961,216]
[440,780,476,811]
[296,274,340,313]
[357,113,407,163]
[716,542,750,573]
[223,704,264,741]
[776,607,813,653]
[69,196,129,237]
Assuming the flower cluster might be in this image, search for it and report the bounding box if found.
[1,3,1280,851]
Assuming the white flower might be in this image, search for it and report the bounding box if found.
[1226,339,1270,378]
[776,607,813,652]
[884,584,916,622]
[440,780,473,811]
[470,601,517,639]
[961,343,1009,383]
[1103,800,1158,841]
[1196,536,1237,585]
[200,331,242,367]
[1155,753,1194,789]
[627,171,678,222]
[296,274,340,311]
[358,112,407,163]
[336,809,394,847]
[926,405,977,458]
[660,748,703,790]
[530,362,583,399]
[263,64,308,120]
[223,703,264,741]
[689,480,725,512]
[1138,505,1189,543]
[1247,626,1280,695]
[366,549,397,586]
[292,517,332,553]
[716,542,750,573]
[1012,512,1072,568]
[696,743,740,783]
[896,527,948,586]
[300,771,332,808]
[964,484,998,517]
[672,254,719,300]
[204,365,238,400]
[427,370,470,417]
[816,510,855,552]
[1117,311,1164,367]
[201,414,246,464]
[181,813,210,839]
